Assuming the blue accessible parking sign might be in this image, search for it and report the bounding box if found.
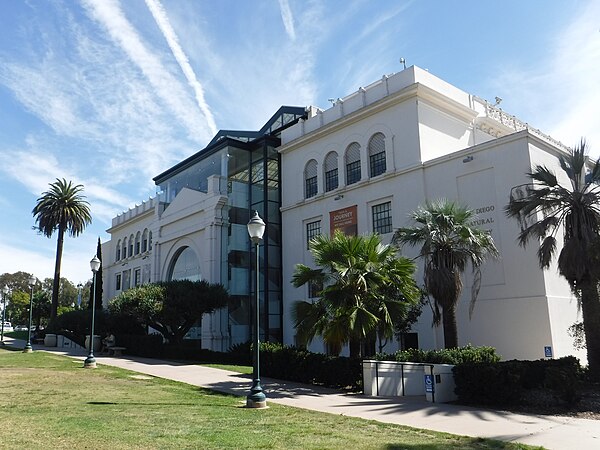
[424,374,434,393]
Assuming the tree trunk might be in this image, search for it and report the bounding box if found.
[580,281,600,380]
[442,304,459,348]
[51,226,65,320]
[349,339,361,358]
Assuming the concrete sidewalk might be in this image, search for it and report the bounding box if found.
[4,337,600,449]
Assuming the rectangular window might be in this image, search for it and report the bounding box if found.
[115,274,122,291]
[325,168,338,192]
[308,279,322,298]
[305,176,317,198]
[372,201,392,234]
[123,270,131,290]
[134,268,141,287]
[346,161,361,185]
[369,151,386,177]
[306,220,321,249]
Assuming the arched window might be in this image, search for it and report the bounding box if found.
[135,231,141,255]
[122,238,127,259]
[368,133,386,177]
[129,234,134,257]
[149,231,153,251]
[116,240,121,261]
[345,142,361,185]
[142,229,149,252]
[324,152,338,192]
[168,246,201,281]
[304,159,318,199]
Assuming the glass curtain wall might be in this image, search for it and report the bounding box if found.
[223,137,283,345]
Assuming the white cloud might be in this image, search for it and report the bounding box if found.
[277,0,296,40]
[487,1,600,156]
[144,0,217,136]
[82,0,213,142]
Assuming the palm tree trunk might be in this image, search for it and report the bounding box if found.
[442,304,459,348]
[51,225,65,320]
[581,281,600,380]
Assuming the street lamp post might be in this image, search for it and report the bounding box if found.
[246,210,267,408]
[84,256,101,369]
[23,275,36,353]
[1,285,9,346]
[77,283,82,309]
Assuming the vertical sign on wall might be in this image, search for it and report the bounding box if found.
[330,205,358,236]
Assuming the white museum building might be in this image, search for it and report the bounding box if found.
[102,66,586,363]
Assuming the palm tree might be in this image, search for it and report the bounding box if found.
[393,199,498,349]
[291,231,419,357]
[505,140,600,378]
[32,179,92,320]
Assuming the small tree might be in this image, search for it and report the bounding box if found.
[109,280,229,345]
[393,199,499,349]
[292,231,419,357]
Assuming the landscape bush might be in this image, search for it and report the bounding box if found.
[376,345,500,365]
[453,356,582,406]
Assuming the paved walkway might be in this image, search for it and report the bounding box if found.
[4,337,600,449]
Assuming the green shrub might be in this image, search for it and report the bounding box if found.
[376,345,500,365]
[453,357,582,406]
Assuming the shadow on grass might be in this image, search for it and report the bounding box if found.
[87,401,199,406]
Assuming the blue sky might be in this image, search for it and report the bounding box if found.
[0,0,598,284]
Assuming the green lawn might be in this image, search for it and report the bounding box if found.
[0,349,542,450]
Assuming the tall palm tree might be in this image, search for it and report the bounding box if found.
[393,199,498,349]
[32,179,92,319]
[292,231,419,357]
[505,140,600,378]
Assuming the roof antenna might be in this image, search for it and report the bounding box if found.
[399,57,406,70]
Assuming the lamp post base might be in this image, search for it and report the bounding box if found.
[84,356,97,368]
[23,343,33,353]
[246,380,267,408]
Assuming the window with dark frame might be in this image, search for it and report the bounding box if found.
[116,273,122,291]
[134,268,141,287]
[304,160,318,199]
[372,201,392,234]
[369,151,386,177]
[305,176,317,198]
[306,220,321,249]
[308,279,323,298]
[325,168,338,191]
[345,142,361,185]
[368,133,387,177]
[324,152,339,192]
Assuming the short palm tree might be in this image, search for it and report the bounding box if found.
[33,179,92,319]
[393,199,498,349]
[292,231,419,357]
[505,140,600,378]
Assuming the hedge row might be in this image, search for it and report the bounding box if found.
[453,356,582,406]
[377,345,501,365]
[116,336,361,389]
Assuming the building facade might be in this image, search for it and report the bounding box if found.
[279,66,583,362]
[102,107,307,349]
[103,66,585,363]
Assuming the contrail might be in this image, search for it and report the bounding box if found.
[82,0,211,141]
[278,0,296,40]
[145,0,217,136]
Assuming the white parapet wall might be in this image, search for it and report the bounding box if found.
[363,360,458,403]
